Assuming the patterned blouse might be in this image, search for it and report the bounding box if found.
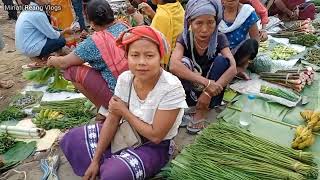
[224,12,259,50]
[74,22,128,92]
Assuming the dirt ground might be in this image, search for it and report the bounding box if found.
[0,4,29,111]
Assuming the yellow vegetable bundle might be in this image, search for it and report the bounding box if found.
[292,126,315,150]
[300,110,320,131]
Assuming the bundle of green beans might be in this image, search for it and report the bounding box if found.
[165,122,318,180]
[0,133,16,154]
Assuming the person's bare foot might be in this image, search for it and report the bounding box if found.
[0,80,14,89]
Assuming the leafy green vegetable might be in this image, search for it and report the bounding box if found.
[23,67,56,84]
[47,69,75,93]
[0,133,16,154]
[0,106,27,122]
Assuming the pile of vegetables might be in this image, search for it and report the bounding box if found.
[270,45,298,60]
[0,107,27,122]
[10,91,43,108]
[260,85,300,102]
[32,98,95,130]
[281,19,315,34]
[305,48,320,66]
[289,34,319,47]
[165,122,318,180]
[260,68,315,92]
[23,67,75,93]
[0,133,16,154]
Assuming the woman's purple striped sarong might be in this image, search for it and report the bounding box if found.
[60,123,174,180]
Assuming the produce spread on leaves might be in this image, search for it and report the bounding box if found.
[32,98,95,130]
[165,122,318,180]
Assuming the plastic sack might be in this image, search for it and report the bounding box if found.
[229,77,301,107]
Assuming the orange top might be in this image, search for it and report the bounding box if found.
[240,0,269,25]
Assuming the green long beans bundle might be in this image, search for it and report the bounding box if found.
[166,122,318,180]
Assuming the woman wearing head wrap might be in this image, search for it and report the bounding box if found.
[60,26,187,180]
[47,0,129,108]
[170,0,237,134]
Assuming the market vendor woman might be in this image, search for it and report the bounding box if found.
[169,0,237,134]
[60,26,187,180]
[47,0,129,108]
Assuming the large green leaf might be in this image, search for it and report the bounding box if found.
[3,141,36,163]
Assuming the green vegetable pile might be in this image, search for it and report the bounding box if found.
[260,85,300,102]
[0,106,27,122]
[270,45,298,60]
[305,48,320,66]
[23,67,75,93]
[0,133,16,154]
[165,122,318,180]
[32,98,95,130]
[289,34,319,47]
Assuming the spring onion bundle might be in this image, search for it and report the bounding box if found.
[165,122,318,180]
[260,85,300,102]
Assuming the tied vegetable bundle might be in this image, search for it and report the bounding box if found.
[260,85,300,102]
[260,68,315,92]
[291,110,320,150]
[23,67,75,93]
[165,122,318,180]
[32,98,95,130]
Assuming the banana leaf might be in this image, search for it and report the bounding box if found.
[0,141,36,173]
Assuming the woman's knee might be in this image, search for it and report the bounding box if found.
[58,36,67,47]
[214,56,230,69]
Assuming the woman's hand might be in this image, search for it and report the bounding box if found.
[108,96,128,117]
[139,2,155,19]
[259,30,268,42]
[131,11,145,26]
[47,56,58,67]
[62,27,74,35]
[204,80,223,97]
[83,160,100,180]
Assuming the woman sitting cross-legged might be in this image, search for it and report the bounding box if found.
[169,0,237,134]
[47,0,129,108]
[219,0,260,80]
[60,26,188,180]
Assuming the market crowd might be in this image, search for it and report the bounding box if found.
[9,0,316,179]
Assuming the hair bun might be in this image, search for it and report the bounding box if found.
[96,5,106,16]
